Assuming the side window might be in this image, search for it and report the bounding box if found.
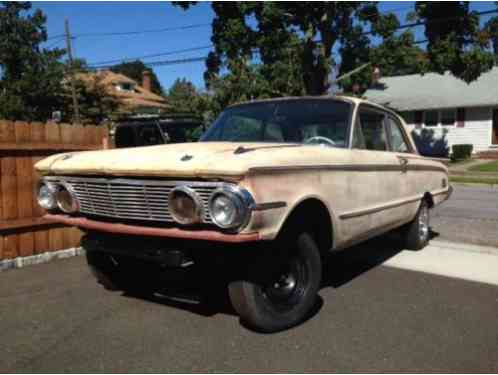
[356,109,388,151]
[387,116,410,153]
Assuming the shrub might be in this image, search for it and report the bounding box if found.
[451,144,473,161]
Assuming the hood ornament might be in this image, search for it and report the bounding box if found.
[181,154,193,162]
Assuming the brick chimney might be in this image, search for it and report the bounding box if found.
[142,70,152,92]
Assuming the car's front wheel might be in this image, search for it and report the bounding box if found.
[228,232,322,333]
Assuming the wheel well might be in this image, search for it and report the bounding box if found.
[279,198,333,255]
[423,192,434,208]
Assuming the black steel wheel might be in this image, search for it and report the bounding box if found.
[228,232,322,333]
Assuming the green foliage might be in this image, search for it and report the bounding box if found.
[70,75,119,124]
[176,1,497,101]
[413,2,495,83]
[0,2,67,121]
[484,16,498,61]
[468,160,498,172]
[175,2,381,97]
[110,60,163,95]
[451,144,473,161]
[166,77,214,122]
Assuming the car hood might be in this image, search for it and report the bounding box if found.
[35,142,352,179]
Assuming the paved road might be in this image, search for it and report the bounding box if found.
[432,185,498,247]
[1,241,497,373]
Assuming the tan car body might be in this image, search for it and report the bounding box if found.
[35,96,451,250]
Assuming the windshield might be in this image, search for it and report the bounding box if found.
[200,99,352,147]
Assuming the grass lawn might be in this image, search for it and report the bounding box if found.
[468,160,498,173]
[449,159,474,167]
[450,176,498,185]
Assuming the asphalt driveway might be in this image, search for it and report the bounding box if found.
[432,184,498,247]
[1,239,497,373]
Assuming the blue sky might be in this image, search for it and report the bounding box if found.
[35,1,497,92]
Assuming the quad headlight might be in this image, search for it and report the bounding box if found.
[168,186,204,225]
[37,182,57,210]
[55,183,79,213]
[36,181,79,213]
[208,186,255,229]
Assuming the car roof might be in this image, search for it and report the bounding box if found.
[227,95,393,111]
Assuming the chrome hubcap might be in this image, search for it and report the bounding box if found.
[418,206,429,241]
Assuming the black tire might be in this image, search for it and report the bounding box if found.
[228,232,322,333]
[404,200,430,251]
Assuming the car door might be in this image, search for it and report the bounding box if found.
[345,105,410,240]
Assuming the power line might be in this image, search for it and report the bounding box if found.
[46,33,66,41]
[45,36,66,49]
[75,23,211,38]
[86,7,498,70]
[89,45,213,66]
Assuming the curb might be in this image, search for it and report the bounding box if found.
[0,247,85,272]
[429,239,498,256]
[449,181,498,189]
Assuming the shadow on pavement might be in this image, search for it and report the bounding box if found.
[119,228,437,331]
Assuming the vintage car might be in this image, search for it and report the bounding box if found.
[34,96,451,332]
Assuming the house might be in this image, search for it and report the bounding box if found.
[364,67,498,156]
[77,70,169,116]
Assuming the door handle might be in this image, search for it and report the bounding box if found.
[398,156,408,172]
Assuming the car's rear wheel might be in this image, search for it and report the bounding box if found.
[404,200,430,250]
[228,232,322,333]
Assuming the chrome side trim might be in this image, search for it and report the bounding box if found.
[339,195,423,219]
[249,164,447,174]
[253,202,287,211]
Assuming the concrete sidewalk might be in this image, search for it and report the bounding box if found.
[384,239,498,286]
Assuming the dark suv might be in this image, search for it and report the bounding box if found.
[114,115,205,148]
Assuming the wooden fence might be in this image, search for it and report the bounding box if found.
[0,120,108,261]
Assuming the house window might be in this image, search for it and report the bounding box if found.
[423,109,456,127]
[400,111,415,125]
[440,109,455,126]
[424,110,438,127]
[116,83,135,92]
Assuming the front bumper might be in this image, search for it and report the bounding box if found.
[44,214,262,243]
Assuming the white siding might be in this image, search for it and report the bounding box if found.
[405,107,493,154]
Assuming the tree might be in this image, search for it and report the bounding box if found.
[484,16,498,61]
[167,77,214,120]
[68,74,119,124]
[411,2,495,83]
[177,2,497,98]
[110,60,163,95]
[0,2,66,121]
[175,2,381,96]
[339,14,426,94]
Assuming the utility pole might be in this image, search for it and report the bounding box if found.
[65,18,80,124]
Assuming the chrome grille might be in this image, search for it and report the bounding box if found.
[46,177,223,223]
